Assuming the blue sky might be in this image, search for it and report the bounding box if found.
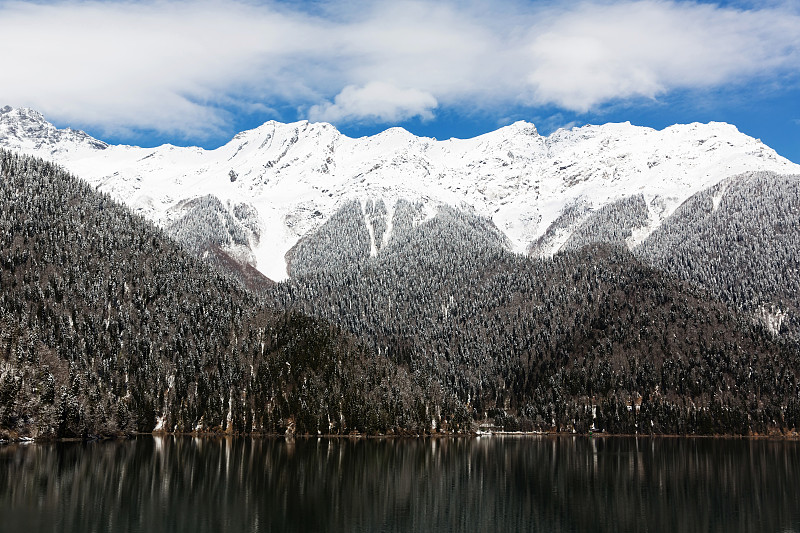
[1,0,799,162]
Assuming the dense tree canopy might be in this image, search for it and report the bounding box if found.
[270,199,800,435]
[1,152,798,439]
[0,151,436,439]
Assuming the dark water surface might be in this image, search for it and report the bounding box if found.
[1,435,799,532]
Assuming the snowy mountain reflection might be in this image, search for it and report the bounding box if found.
[1,436,799,532]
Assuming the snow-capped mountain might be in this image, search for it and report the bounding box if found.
[0,106,108,154]
[2,105,798,281]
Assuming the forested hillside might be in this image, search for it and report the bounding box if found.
[270,203,800,435]
[2,152,799,438]
[0,151,439,439]
[561,194,650,251]
[165,194,273,291]
[637,171,800,337]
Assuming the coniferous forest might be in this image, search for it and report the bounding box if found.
[1,150,799,439]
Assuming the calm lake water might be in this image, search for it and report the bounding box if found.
[1,435,799,532]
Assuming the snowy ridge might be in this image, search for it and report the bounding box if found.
[0,106,108,155]
[2,106,799,280]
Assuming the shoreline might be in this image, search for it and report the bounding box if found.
[3,429,799,444]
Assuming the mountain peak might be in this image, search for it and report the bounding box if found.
[0,105,48,125]
[0,105,107,153]
[508,120,539,135]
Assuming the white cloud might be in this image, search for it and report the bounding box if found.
[308,82,437,123]
[0,0,798,138]
[523,1,800,111]
[0,0,326,138]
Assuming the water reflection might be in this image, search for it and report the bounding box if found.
[1,436,799,532]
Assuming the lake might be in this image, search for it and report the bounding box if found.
[1,435,799,532]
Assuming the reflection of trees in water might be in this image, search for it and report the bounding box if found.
[0,437,799,532]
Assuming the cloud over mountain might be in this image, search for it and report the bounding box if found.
[308,82,438,123]
[0,0,797,138]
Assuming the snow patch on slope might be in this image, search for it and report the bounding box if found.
[625,196,659,248]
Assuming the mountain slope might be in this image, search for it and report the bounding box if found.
[0,106,108,155]
[0,150,442,439]
[2,150,799,437]
[269,207,800,435]
[2,106,798,281]
[636,171,800,336]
